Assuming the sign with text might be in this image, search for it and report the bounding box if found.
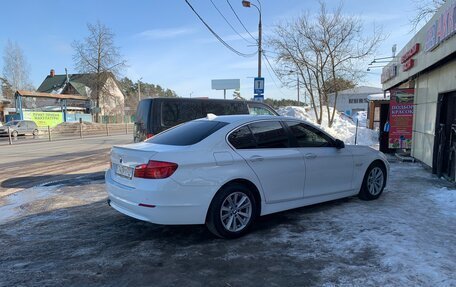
[425,1,456,52]
[388,89,414,149]
[23,111,64,127]
[254,77,264,95]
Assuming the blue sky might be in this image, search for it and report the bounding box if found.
[0,0,423,100]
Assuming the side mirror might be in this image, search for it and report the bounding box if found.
[335,139,345,149]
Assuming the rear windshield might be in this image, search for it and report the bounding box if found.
[146,120,228,146]
[135,100,151,124]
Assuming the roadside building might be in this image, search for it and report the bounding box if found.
[37,69,125,119]
[381,0,456,181]
[0,96,11,122]
[328,86,383,116]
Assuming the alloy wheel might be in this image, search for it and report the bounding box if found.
[367,167,384,196]
[220,192,252,232]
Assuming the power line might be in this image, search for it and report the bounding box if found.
[262,52,290,98]
[226,0,258,43]
[209,0,255,45]
[184,0,256,57]
[263,52,283,83]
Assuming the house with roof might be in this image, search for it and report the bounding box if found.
[328,86,383,116]
[37,69,125,117]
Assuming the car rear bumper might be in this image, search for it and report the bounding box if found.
[105,170,213,225]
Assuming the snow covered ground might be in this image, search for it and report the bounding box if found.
[0,160,455,286]
[278,106,378,146]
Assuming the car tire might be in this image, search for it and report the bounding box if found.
[32,129,38,136]
[358,162,386,201]
[206,183,258,239]
[12,130,18,137]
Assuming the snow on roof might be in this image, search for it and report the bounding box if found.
[367,93,390,101]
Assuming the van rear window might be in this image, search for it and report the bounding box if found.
[136,100,151,124]
[146,120,228,146]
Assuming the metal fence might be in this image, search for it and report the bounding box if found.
[1,122,134,146]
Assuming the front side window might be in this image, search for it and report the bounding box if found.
[147,120,227,146]
[249,121,289,148]
[286,122,332,147]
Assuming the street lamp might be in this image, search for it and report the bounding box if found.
[242,0,262,79]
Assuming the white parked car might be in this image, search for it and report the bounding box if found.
[106,115,389,238]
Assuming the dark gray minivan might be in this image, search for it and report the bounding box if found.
[134,98,278,142]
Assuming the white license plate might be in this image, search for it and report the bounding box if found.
[115,163,134,179]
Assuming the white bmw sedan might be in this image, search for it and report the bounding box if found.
[106,115,389,238]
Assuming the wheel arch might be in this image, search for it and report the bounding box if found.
[369,159,388,185]
[205,178,263,221]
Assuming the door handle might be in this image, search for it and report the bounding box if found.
[305,153,317,159]
[249,155,264,162]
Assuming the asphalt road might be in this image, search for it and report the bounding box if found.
[0,134,133,197]
[0,156,455,286]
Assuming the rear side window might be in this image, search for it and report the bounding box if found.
[248,106,275,116]
[147,120,228,146]
[228,126,257,149]
[249,121,289,148]
[161,101,203,127]
[203,101,248,116]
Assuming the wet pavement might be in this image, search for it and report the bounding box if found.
[0,160,455,286]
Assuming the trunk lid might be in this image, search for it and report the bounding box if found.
[110,142,184,187]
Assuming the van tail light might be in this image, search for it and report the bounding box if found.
[146,133,154,139]
[134,160,178,179]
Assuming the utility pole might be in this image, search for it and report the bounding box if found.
[137,77,142,102]
[257,11,262,78]
[242,0,263,101]
[297,73,300,105]
[242,1,262,78]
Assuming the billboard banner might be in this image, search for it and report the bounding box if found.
[388,89,414,149]
[23,111,64,127]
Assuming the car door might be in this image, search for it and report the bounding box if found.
[228,120,305,203]
[25,121,32,134]
[285,121,354,198]
[17,122,26,134]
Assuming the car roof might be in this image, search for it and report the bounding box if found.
[205,114,299,124]
[205,115,329,137]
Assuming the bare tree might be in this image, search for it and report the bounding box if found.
[73,21,127,122]
[410,0,446,31]
[2,40,32,99]
[268,1,383,127]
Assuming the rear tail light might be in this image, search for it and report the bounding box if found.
[134,160,178,179]
[146,133,154,139]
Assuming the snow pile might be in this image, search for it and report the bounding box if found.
[277,106,378,146]
[351,111,367,127]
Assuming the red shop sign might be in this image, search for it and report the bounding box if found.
[401,43,420,64]
[403,59,415,71]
